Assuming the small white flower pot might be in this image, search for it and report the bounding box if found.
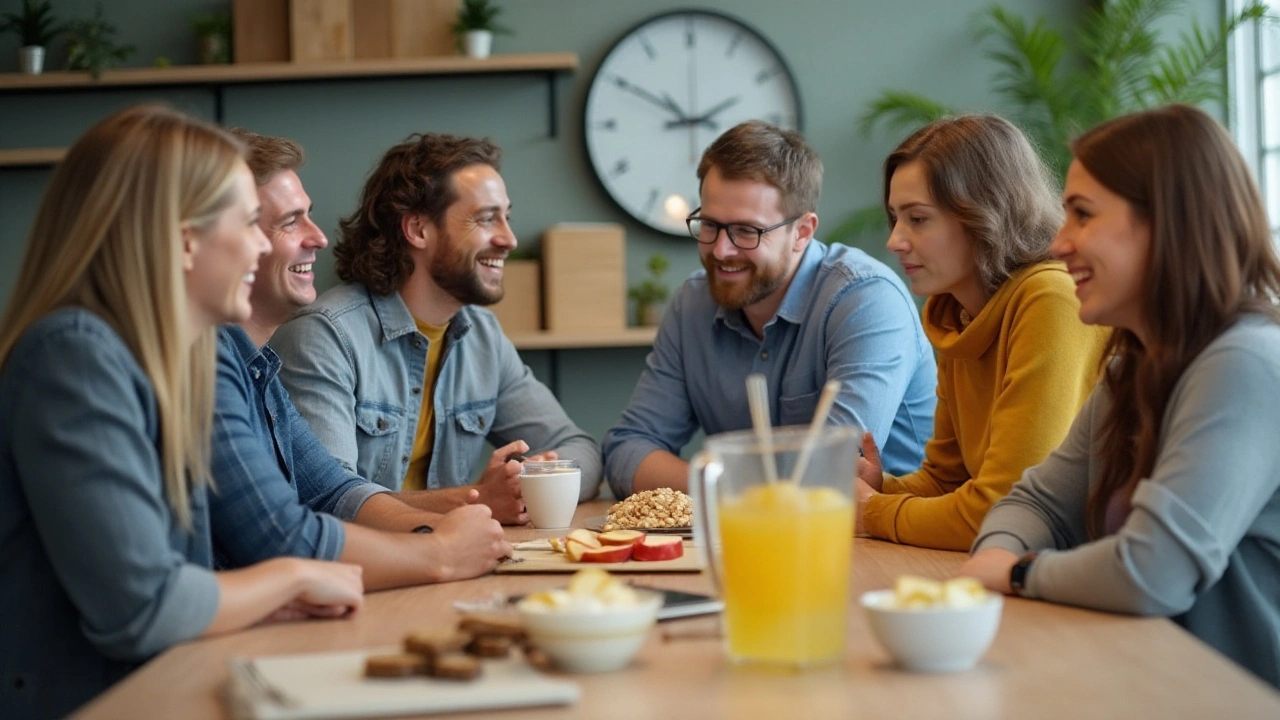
[18,46,45,75]
[463,30,493,59]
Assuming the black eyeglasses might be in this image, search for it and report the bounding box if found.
[685,207,800,250]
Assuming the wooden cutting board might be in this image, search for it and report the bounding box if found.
[496,540,704,574]
[227,649,579,719]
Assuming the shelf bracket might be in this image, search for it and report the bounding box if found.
[546,71,558,139]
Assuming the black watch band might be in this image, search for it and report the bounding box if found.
[411,524,434,534]
[1009,551,1037,596]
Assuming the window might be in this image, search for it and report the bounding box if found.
[1230,0,1280,238]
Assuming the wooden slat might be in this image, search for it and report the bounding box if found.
[0,52,578,91]
[508,327,657,350]
[0,147,65,167]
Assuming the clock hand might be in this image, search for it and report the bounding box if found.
[612,76,686,120]
[663,96,743,130]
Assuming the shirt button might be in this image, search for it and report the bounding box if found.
[401,455,409,463]
[252,369,261,379]
[412,387,422,395]
[479,417,486,429]
[761,351,769,360]
[413,339,423,349]
[377,418,387,431]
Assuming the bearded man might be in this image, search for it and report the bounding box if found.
[271,133,600,524]
[602,121,936,497]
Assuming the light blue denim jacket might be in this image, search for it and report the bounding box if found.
[271,282,602,500]
[603,241,937,498]
[0,309,219,719]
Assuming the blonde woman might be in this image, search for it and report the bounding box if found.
[855,115,1109,551]
[0,105,364,719]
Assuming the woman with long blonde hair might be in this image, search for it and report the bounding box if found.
[960,104,1280,688]
[0,105,364,719]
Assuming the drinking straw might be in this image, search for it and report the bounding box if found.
[745,374,779,484]
[791,380,842,486]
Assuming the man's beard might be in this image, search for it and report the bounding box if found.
[430,233,503,306]
[702,254,788,309]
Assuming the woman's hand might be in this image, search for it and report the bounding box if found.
[857,431,884,492]
[957,548,1020,595]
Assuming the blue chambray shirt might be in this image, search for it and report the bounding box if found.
[0,309,219,719]
[208,325,389,567]
[270,283,602,499]
[603,241,937,497]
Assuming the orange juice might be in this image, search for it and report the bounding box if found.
[717,483,853,667]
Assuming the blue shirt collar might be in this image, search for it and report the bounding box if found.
[368,286,473,344]
[712,240,826,333]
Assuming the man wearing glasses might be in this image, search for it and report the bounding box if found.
[603,121,936,497]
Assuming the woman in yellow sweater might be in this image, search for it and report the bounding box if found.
[856,115,1110,551]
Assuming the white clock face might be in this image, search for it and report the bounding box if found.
[584,11,803,236]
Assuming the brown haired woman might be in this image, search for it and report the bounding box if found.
[856,115,1109,550]
[960,104,1280,689]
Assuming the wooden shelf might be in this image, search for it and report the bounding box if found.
[0,147,65,167]
[0,53,578,90]
[508,327,657,350]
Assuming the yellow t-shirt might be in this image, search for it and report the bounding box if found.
[862,261,1110,550]
[402,319,449,491]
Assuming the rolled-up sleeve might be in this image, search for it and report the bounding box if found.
[209,342,346,564]
[12,330,219,661]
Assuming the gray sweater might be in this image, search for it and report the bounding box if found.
[974,314,1280,689]
[0,309,220,719]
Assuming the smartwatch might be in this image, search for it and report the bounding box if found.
[411,524,434,534]
[1009,551,1037,596]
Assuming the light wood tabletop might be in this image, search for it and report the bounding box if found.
[72,501,1280,719]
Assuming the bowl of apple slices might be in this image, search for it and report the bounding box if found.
[516,568,662,673]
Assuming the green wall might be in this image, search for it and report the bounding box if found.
[2,0,1113,444]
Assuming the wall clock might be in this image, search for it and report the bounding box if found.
[583,10,804,236]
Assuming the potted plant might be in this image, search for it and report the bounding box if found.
[0,0,68,75]
[453,0,511,59]
[64,3,135,80]
[827,0,1269,244]
[629,253,670,327]
[191,11,231,65]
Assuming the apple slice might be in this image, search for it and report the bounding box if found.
[597,529,646,546]
[548,537,566,553]
[566,528,601,549]
[631,535,684,562]
[579,544,634,563]
[565,540,590,562]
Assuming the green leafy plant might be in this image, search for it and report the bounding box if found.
[64,3,136,80]
[453,0,512,34]
[629,253,671,326]
[831,0,1269,244]
[191,11,231,64]
[0,0,67,47]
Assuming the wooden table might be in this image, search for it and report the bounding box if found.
[73,502,1280,719]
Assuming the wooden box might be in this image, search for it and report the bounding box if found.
[541,223,626,333]
[353,0,459,59]
[490,260,541,335]
[290,0,353,62]
[233,0,290,63]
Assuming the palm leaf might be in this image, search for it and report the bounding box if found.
[857,91,955,138]
[1146,3,1269,106]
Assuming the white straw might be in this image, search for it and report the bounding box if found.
[791,380,842,486]
[745,374,779,484]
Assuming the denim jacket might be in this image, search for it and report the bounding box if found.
[209,325,391,568]
[603,241,937,498]
[271,282,602,499]
[0,309,219,719]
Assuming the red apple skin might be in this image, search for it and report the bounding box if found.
[632,537,684,562]
[597,529,646,546]
[579,544,634,563]
[566,529,602,548]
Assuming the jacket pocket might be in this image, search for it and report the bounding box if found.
[445,403,497,485]
[355,402,404,489]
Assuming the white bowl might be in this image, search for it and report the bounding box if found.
[860,589,1003,672]
[516,590,662,673]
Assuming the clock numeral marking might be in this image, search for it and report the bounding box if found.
[593,119,618,131]
[755,66,783,85]
[637,32,657,60]
[610,74,629,89]
[643,188,660,216]
[725,32,744,58]
[610,159,630,179]
[685,15,696,48]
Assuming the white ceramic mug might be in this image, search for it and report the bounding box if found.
[520,460,581,529]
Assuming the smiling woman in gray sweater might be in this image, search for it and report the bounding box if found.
[960,104,1280,689]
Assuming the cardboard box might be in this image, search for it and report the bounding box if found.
[233,0,290,63]
[290,0,353,62]
[490,260,541,335]
[354,0,459,59]
[541,223,626,333]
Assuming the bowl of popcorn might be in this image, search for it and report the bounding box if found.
[516,568,662,673]
[861,576,1003,673]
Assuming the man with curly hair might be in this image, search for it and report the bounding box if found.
[271,133,601,524]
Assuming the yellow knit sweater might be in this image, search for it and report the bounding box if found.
[861,261,1109,551]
